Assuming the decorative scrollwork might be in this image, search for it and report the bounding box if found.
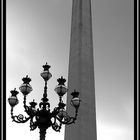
[12,114,30,123]
[24,105,37,117]
[56,114,76,125]
[30,119,37,131]
[8,69,80,136]
[63,115,71,122]
[51,117,61,132]
[17,114,24,121]
[52,122,62,132]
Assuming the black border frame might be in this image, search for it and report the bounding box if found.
[1,0,139,140]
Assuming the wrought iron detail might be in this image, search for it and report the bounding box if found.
[8,62,80,140]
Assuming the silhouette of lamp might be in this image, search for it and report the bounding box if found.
[8,62,81,140]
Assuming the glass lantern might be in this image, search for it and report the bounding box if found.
[40,71,52,81]
[19,75,32,96]
[19,84,32,96]
[71,97,80,108]
[54,76,68,97]
[8,88,19,107]
[71,90,80,108]
[54,85,68,97]
[40,62,52,81]
[8,96,19,107]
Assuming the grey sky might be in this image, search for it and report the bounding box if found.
[6,0,134,140]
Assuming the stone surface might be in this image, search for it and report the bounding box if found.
[64,0,97,140]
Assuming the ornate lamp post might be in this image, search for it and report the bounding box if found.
[8,62,80,140]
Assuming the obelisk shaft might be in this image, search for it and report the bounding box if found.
[64,0,97,140]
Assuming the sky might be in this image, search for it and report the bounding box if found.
[6,0,134,140]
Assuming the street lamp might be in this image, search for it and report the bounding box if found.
[8,62,80,140]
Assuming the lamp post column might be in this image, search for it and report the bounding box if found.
[39,128,46,140]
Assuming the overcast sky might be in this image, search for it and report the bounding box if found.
[6,0,134,140]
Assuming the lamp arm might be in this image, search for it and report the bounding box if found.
[55,108,78,125]
[10,107,31,123]
[51,117,62,132]
[23,96,37,118]
[55,115,75,125]
[23,96,32,116]
[30,118,37,131]
[23,95,28,110]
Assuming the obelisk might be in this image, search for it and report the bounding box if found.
[64,0,97,140]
